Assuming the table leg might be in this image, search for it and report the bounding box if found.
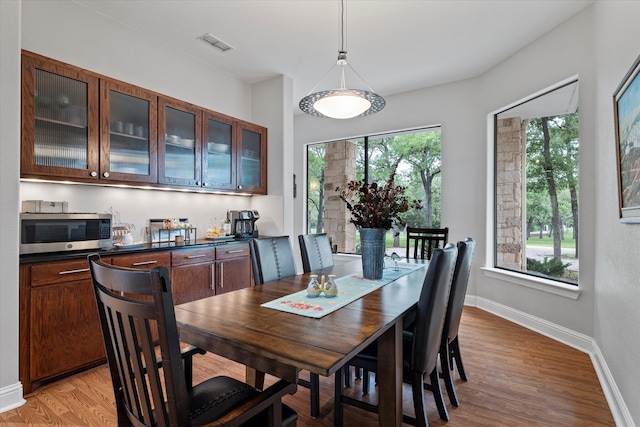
[377,321,403,426]
[245,366,265,389]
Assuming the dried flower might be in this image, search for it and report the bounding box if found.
[335,171,422,230]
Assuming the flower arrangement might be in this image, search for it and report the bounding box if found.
[335,170,422,230]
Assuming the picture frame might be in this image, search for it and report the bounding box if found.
[613,53,640,223]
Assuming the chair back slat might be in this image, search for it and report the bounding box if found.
[406,227,449,260]
[298,233,335,273]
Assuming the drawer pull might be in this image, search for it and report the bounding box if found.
[132,260,158,266]
[187,254,207,259]
[226,249,244,254]
[58,268,90,275]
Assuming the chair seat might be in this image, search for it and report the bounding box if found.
[190,376,297,426]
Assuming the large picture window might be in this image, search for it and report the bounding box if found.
[306,128,441,254]
[495,80,579,284]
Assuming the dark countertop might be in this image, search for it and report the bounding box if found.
[20,237,252,264]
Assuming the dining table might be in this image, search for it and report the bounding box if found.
[174,258,428,426]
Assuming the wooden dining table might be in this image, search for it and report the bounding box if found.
[174,258,428,426]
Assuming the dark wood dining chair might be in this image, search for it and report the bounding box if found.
[406,227,449,260]
[298,233,335,273]
[249,236,322,418]
[440,237,475,406]
[334,244,458,426]
[88,254,298,427]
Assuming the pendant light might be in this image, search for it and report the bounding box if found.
[299,0,385,119]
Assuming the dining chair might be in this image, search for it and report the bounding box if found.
[334,244,458,426]
[440,237,475,406]
[249,236,297,285]
[88,254,298,427]
[249,236,322,418]
[406,227,449,260]
[298,233,335,273]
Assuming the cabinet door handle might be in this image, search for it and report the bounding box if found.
[187,254,206,259]
[211,264,215,291]
[225,249,244,254]
[90,171,98,177]
[132,260,158,266]
[58,268,90,275]
[220,262,224,289]
[103,171,110,178]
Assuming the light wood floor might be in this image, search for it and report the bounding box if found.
[0,307,614,426]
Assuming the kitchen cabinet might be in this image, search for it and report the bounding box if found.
[214,243,252,294]
[202,110,235,190]
[21,51,268,195]
[170,247,216,305]
[21,52,100,181]
[237,120,268,194]
[99,77,158,183]
[20,258,109,394]
[19,242,252,394]
[158,97,202,187]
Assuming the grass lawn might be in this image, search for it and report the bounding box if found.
[526,235,576,249]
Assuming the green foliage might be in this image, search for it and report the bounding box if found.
[526,257,570,277]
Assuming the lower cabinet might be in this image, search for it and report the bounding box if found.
[19,242,252,394]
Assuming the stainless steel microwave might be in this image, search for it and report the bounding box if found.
[20,213,112,254]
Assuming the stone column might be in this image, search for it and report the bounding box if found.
[323,140,357,253]
[496,117,524,270]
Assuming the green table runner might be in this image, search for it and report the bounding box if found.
[260,262,425,318]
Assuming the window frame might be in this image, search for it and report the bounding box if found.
[485,76,581,299]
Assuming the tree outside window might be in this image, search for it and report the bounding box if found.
[306,128,441,254]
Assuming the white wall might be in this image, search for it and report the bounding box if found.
[0,0,27,413]
[294,3,639,425]
[593,1,640,423]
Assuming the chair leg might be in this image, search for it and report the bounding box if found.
[440,341,459,406]
[310,373,320,418]
[334,367,344,427]
[451,337,468,381]
[411,372,428,427]
[183,356,194,389]
[362,369,370,395]
[430,368,449,421]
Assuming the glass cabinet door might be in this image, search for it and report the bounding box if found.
[100,79,157,183]
[202,111,235,190]
[158,98,202,187]
[21,54,99,179]
[237,121,267,194]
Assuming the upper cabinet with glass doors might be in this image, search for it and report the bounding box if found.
[158,97,202,187]
[237,121,267,194]
[21,52,100,180]
[99,78,157,183]
[21,51,267,194]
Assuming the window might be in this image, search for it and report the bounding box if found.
[495,80,579,284]
[306,128,441,254]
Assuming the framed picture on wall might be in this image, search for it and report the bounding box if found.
[613,53,640,223]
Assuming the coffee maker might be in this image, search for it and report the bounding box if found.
[230,210,259,238]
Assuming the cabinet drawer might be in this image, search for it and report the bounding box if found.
[31,258,101,287]
[216,243,250,260]
[171,247,216,267]
[112,251,171,269]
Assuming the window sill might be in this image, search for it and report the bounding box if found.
[481,267,581,300]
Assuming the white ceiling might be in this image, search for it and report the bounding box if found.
[74,0,592,115]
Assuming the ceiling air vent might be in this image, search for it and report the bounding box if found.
[198,33,234,53]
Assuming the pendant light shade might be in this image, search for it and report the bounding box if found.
[299,1,385,119]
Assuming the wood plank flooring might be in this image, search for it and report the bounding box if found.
[0,307,614,426]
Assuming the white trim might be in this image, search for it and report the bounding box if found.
[0,382,25,414]
[469,297,633,427]
[481,267,581,300]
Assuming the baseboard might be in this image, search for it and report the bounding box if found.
[469,296,634,427]
[0,382,26,414]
